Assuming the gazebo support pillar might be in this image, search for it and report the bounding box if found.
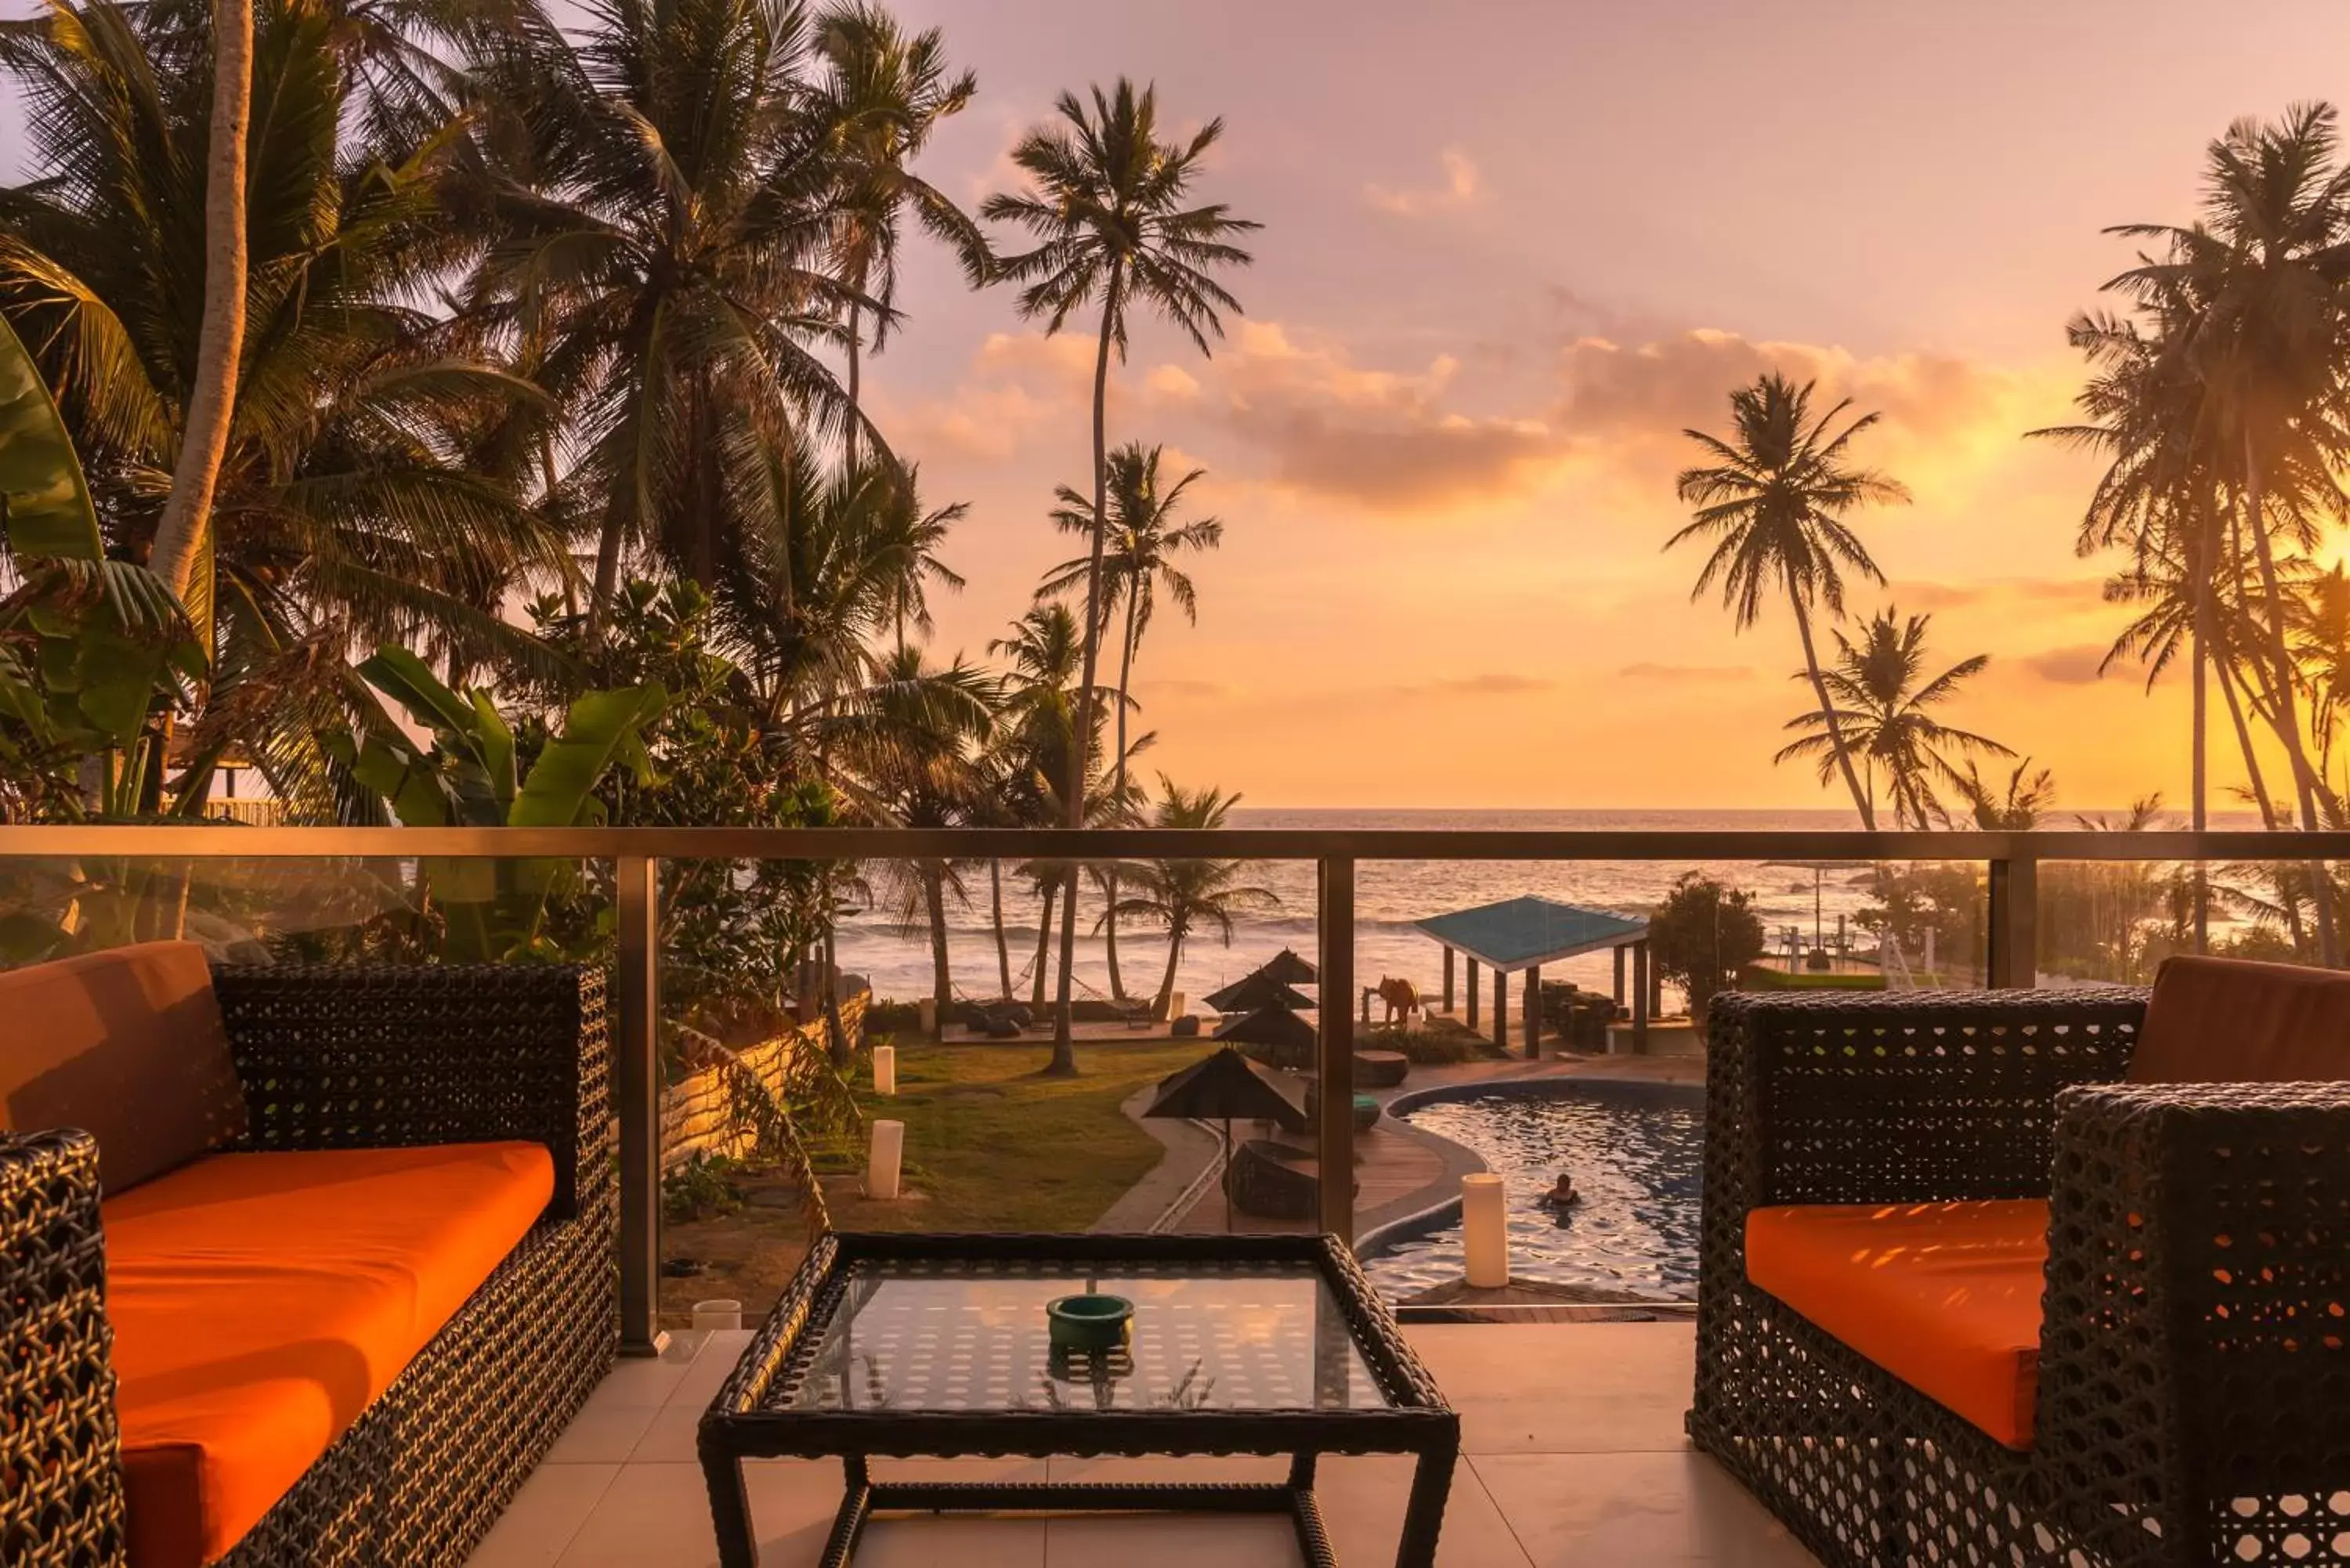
[1613,946,1626,1010]
[1494,969,1509,1053]
[1441,946,1455,1013]
[1632,940,1650,1053]
[1524,963,1542,1059]
[1466,959,1480,1028]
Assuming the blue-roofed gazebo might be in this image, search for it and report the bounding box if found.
[1412,895,1654,1056]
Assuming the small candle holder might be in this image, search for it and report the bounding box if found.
[1045,1292,1134,1353]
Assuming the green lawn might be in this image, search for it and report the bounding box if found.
[822,1040,1212,1233]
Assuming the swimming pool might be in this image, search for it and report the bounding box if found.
[1361,1079,1705,1302]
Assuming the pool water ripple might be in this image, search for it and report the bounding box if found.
[1365,1082,1704,1302]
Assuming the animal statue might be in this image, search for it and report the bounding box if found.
[1376,975,1421,1025]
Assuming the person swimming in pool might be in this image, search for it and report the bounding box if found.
[1538,1170,1579,1212]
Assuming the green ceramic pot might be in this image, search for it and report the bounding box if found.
[1046,1292,1134,1353]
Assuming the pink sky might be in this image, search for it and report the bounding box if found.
[9,2,2350,807]
[859,1,2350,808]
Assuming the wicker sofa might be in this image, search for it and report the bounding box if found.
[1,946,616,1568]
[1691,964,2350,1568]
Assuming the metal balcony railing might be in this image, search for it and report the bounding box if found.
[10,822,2346,1353]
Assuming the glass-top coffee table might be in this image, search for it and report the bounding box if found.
[696,1231,1459,1567]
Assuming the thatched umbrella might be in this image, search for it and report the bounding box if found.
[1258,947,1318,985]
[1213,1001,1320,1068]
[1204,970,1314,1015]
[1144,1046,1309,1227]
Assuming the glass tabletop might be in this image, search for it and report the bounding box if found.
[771,1257,1391,1414]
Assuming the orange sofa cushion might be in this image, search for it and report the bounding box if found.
[103,1143,555,1568]
[2131,954,2350,1085]
[1747,1200,2049,1449]
[0,941,247,1192]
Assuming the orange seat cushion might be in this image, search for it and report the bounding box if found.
[1747,1200,2050,1449]
[2131,954,2350,1085]
[103,1143,555,1568]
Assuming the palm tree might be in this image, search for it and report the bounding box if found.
[808,2,985,471]
[146,0,253,616]
[1953,758,2059,831]
[835,643,996,1027]
[461,0,863,632]
[2291,560,2350,804]
[1110,776,1277,1021]
[2037,314,2218,795]
[867,463,967,652]
[710,442,950,750]
[1,0,571,818]
[982,78,1258,1068]
[1776,609,2010,829]
[2101,526,2284,831]
[1039,442,1224,998]
[989,605,1084,1040]
[1671,373,1910,829]
[2110,108,2350,813]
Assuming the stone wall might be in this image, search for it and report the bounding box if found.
[660,992,867,1171]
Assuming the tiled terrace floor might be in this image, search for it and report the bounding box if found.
[465,1322,1820,1567]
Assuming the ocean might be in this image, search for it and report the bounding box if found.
[829,806,1906,1012]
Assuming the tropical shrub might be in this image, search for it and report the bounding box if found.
[1647,873,1766,1031]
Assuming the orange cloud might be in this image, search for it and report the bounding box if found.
[1554,329,2022,450]
[1365,148,1486,217]
[2020,643,2113,685]
[1175,323,1556,509]
[1618,662,1756,682]
[1899,576,2107,612]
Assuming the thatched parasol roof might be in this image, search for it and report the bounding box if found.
[1142,1046,1308,1132]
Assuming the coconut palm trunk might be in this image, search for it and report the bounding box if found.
[1152,913,1188,1019]
[2215,564,2310,953]
[1030,871,1055,1010]
[922,861,951,1026]
[845,292,865,474]
[1100,591,1142,1002]
[990,859,1013,999]
[1788,583,1877,830]
[2241,434,2338,965]
[1047,263,1124,1075]
[146,0,255,614]
[2191,553,2212,952]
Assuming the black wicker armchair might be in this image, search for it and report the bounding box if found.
[1691,985,2350,1568]
[0,963,616,1568]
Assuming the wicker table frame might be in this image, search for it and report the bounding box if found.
[1693,987,2350,1568]
[0,963,615,1568]
[697,1231,1459,1568]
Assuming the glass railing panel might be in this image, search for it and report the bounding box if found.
[1355,856,1991,1317]
[2040,854,2341,979]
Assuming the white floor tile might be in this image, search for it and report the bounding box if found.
[467,1463,617,1568]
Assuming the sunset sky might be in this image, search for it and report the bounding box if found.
[851,0,2350,809]
[8,1,2350,809]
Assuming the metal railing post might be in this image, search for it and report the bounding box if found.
[616,854,666,1356]
[1987,853,2038,990]
[1318,856,1357,1245]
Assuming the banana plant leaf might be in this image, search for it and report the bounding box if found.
[0,314,100,561]
[343,647,667,961]
[510,684,667,828]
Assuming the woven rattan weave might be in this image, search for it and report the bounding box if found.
[1691,987,2350,1568]
[697,1231,1458,1568]
[0,963,616,1568]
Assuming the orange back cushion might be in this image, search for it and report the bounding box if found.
[2131,955,2350,1085]
[0,942,248,1192]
